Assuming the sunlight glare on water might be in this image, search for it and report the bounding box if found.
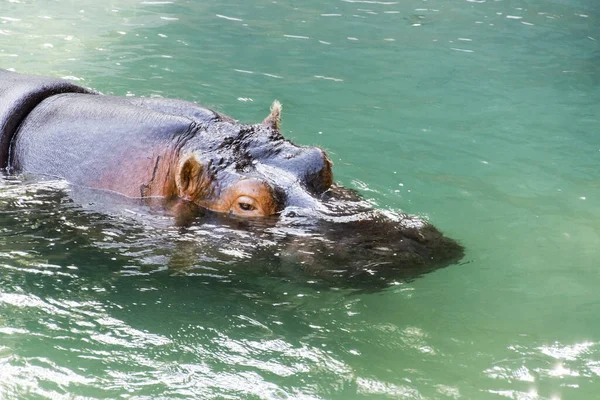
[1,0,599,398]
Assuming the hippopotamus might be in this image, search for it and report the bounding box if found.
[0,69,464,287]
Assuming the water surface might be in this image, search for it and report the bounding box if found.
[1,0,599,398]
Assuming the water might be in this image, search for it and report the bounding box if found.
[0,0,599,398]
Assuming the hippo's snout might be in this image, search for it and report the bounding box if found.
[271,185,465,287]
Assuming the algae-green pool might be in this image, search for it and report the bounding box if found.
[0,0,598,398]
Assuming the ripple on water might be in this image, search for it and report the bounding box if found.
[0,0,599,397]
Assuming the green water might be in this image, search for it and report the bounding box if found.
[1,0,599,398]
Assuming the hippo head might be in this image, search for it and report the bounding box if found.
[171,101,464,287]
[175,101,334,217]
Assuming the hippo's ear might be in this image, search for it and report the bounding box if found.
[176,155,210,200]
[262,100,282,130]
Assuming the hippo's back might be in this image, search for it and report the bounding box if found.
[0,69,94,168]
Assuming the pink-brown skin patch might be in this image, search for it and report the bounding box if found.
[173,155,279,217]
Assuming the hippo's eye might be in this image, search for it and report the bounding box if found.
[239,202,255,212]
[226,181,278,217]
[231,195,262,216]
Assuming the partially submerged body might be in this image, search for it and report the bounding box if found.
[0,69,464,287]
